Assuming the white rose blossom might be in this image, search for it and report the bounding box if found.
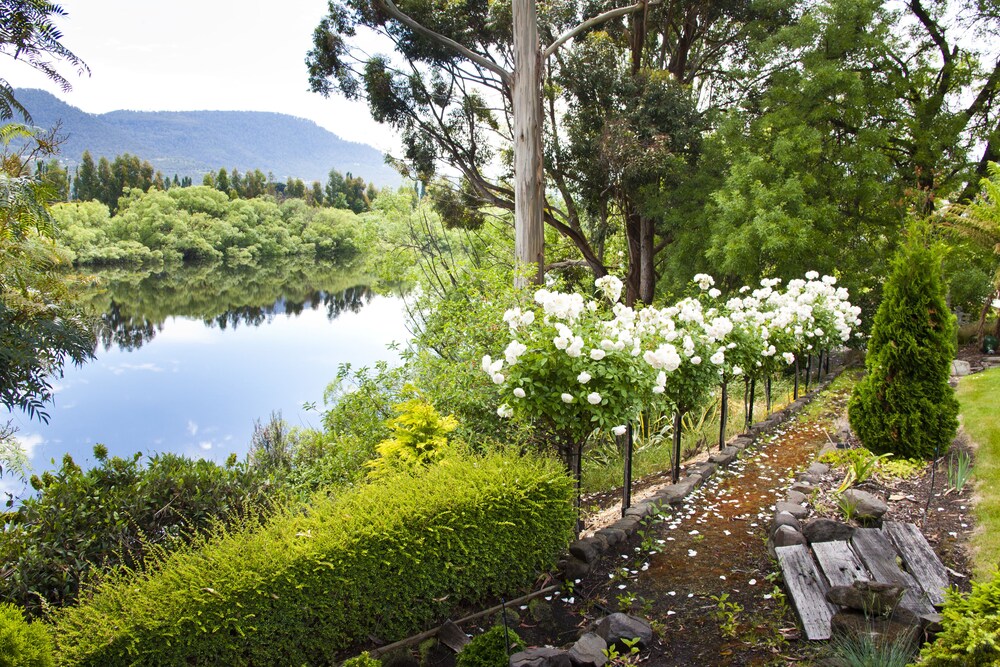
[587,392,602,405]
[513,387,526,398]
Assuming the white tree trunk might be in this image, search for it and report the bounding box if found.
[512,0,545,285]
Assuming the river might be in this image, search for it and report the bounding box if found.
[2,260,409,489]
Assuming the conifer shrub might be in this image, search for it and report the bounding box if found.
[52,451,575,666]
[0,603,54,667]
[916,570,1000,665]
[848,225,959,459]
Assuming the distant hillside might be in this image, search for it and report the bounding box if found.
[15,89,401,187]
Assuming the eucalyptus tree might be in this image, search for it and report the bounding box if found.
[307,0,752,293]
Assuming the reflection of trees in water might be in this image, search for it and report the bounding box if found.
[97,302,159,352]
[210,286,374,330]
[91,263,377,351]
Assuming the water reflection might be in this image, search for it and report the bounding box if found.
[80,259,379,352]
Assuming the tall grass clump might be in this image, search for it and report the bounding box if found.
[53,451,575,666]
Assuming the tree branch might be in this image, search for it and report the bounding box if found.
[378,0,511,84]
[543,0,661,60]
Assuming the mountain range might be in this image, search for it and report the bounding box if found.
[14,89,401,187]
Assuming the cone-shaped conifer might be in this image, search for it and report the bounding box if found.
[848,224,959,459]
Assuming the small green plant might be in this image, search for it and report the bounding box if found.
[0,602,54,667]
[366,391,459,480]
[947,450,974,493]
[836,451,892,493]
[455,625,523,667]
[878,457,925,480]
[603,636,641,665]
[616,590,638,611]
[341,651,381,667]
[836,493,861,521]
[710,592,743,638]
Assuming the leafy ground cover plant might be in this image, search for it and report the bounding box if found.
[455,625,523,667]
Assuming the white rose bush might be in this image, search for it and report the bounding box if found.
[484,272,861,486]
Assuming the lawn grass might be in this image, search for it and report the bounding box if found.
[956,366,1000,580]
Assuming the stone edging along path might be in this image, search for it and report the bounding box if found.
[557,374,837,583]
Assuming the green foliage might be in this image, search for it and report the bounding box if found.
[0,0,88,123]
[917,569,1000,665]
[52,451,575,666]
[0,447,270,618]
[367,392,458,481]
[341,651,381,666]
[455,625,523,667]
[51,186,369,267]
[1,130,94,421]
[848,225,959,459]
[0,603,54,667]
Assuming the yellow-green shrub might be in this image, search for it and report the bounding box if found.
[53,451,575,666]
[0,603,54,667]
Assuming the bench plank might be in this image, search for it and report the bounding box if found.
[883,521,950,607]
[776,544,836,640]
[851,528,935,615]
[812,540,869,588]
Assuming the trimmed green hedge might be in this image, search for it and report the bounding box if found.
[53,452,575,666]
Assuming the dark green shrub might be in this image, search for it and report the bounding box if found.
[0,603,54,667]
[456,625,523,667]
[917,570,1000,665]
[0,446,271,617]
[53,451,575,666]
[848,225,959,459]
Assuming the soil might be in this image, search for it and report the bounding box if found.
[448,361,984,667]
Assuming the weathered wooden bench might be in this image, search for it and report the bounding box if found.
[775,521,950,640]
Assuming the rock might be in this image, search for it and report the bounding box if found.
[567,632,608,667]
[609,516,640,535]
[730,436,754,450]
[659,477,698,502]
[558,556,590,580]
[569,538,605,565]
[827,581,907,616]
[951,359,972,376]
[772,511,802,534]
[807,462,831,477]
[381,650,420,667]
[802,518,855,543]
[841,489,888,520]
[775,501,809,519]
[771,525,807,549]
[796,473,821,485]
[437,620,470,652]
[595,613,654,651]
[786,489,808,505]
[624,504,654,520]
[791,481,815,495]
[595,527,627,547]
[509,647,572,667]
[710,447,738,466]
[687,461,717,483]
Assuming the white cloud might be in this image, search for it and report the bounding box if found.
[14,433,44,459]
[199,442,213,451]
[187,420,198,437]
[108,362,163,376]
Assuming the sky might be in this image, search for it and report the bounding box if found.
[4,0,400,152]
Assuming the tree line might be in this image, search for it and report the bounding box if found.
[34,150,380,213]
